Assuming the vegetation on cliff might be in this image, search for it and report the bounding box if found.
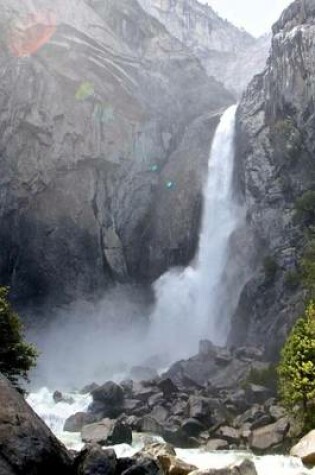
[0,287,37,388]
[278,301,315,431]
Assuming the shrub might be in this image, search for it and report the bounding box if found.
[301,239,315,298]
[277,301,315,431]
[0,287,37,388]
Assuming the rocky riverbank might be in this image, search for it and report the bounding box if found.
[57,341,292,455]
[2,340,315,475]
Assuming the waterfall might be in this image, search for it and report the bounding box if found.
[147,105,241,362]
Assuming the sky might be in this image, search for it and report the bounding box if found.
[200,0,293,37]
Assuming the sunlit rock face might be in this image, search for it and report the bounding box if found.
[230,0,315,358]
[0,0,233,303]
[137,0,271,96]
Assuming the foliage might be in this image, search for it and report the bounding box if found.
[263,256,278,282]
[0,287,37,387]
[277,301,315,431]
[295,191,315,225]
[301,238,315,298]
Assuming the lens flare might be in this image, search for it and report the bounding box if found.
[8,10,57,58]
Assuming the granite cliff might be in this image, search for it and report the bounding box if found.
[230,0,315,358]
[138,0,271,96]
[0,0,233,303]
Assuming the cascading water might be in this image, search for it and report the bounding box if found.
[147,105,241,361]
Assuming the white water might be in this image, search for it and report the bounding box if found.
[147,105,241,361]
[27,389,315,475]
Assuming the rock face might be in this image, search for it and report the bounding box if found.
[138,0,270,96]
[0,373,72,475]
[0,0,233,304]
[230,0,315,358]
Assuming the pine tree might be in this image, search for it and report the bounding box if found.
[277,301,315,430]
[0,286,37,387]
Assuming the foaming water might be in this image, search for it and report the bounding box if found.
[146,105,242,361]
[27,388,314,475]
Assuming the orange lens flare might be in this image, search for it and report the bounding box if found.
[8,10,57,58]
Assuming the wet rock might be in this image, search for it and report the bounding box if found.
[81,419,132,446]
[157,455,197,475]
[117,457,161,475]
[0,374,72,475]
[190,459,257,475]
[139,442,176,458]
[64,411,96,432]
[75,445,117,475]
[206,439,229,451]
[250,417,290,452]
[290,429,315,466]
[53,390,74,405]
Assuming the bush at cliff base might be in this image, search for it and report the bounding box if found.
[278,301,315,432]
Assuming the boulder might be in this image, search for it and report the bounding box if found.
[53,390,74,405]
[290,430,315,465]
[90,382,125,418]
[133,384,159,402]
[189,459,257,475]
[123,399,144,415]
[149,405,169,424]
[139,443,176,458]
[74,445,117,475]
[188,396,212,423]
[92,382,124,406]
[245,385,272,405]
[139,416,164,435]
[215,426,240,445]
[82,419,132,446]
[116,456,160,475]
[250,417,290,452]
[157,455,197,475]
[0,374,72,475]
[64,411,96,432]
[269,405,286,421]
[157,379,179,399]
[181,419,205,438]
[206,439,229,451]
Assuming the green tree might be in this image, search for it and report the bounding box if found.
[277,301,315,430]
[0,287,37,387]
